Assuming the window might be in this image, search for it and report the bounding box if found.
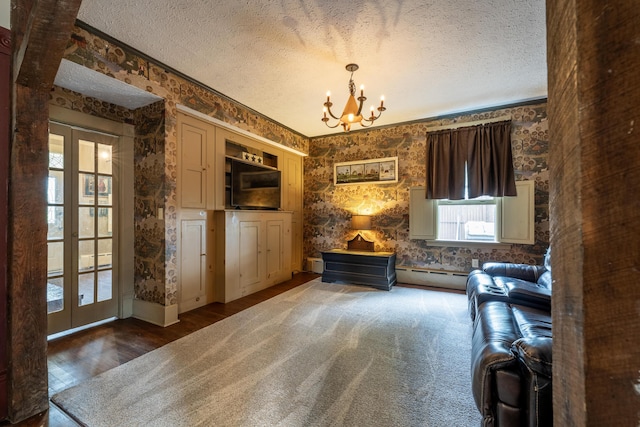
[437,197,497,242]
[409,180,535,245]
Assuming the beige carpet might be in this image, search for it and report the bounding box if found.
[52,279,480,426]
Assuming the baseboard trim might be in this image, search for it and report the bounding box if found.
[132,300,180,327]
[396,267,468,291]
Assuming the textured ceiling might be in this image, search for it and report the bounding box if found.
[68,0,547,137]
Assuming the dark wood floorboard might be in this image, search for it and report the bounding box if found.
[3,272,320,426]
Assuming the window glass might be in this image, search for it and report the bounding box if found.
[437,199,497,242]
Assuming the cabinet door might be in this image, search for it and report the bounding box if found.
[179,122,207,208]
[239,220,262,290]
[265,219,284,280]
[180,219,207,312]
[283,153,303,272]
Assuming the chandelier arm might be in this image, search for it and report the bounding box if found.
[362,107,386,123]
[356,98,364,117]
[323,120,342,129]
[323,103,342,120]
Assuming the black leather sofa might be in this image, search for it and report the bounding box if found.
[466,250,552,426]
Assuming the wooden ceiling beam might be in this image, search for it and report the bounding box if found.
[12,0,83,90]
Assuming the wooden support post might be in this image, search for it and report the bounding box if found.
[547,0,640,425]
[8,0,82,422]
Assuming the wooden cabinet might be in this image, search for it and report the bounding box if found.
[213,210,292,303]
[321,250,397,291]
[282,152,304,273]
[176,109,304,310]
[178,216,208,313]
[177,114,216,210]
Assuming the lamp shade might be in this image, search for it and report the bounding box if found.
[351,215,371,230]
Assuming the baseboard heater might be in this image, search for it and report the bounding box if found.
[395,267,468,291]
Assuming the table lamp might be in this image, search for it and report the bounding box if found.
[348,215,374,251]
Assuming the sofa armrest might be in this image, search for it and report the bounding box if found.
[482,262,547,282]
[471,301,522,424]
[511,337,554,426]
[511,337,553,378]
[502,280,551,308]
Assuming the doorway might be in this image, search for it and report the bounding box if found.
[47,123,119,335]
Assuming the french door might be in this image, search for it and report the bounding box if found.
[47,122,119,335]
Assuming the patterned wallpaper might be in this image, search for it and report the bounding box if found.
[50,87,171,305]
[55,24,548,305]
[58,25,308,306]
[304,102,549,271]
[133,101,169,304]
[50,86,135,124]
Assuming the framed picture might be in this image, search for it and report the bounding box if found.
[334,156,398,185]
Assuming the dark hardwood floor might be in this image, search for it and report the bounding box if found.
[4,272,320,427]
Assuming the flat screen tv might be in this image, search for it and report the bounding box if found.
[230,158,281,210]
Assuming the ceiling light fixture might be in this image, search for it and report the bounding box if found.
[322,63,386,132]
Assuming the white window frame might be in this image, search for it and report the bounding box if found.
[409,180,535,246]
[436,196,500,242]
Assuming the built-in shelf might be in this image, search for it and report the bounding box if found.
[224,155,277,170]
[224,140,279,209]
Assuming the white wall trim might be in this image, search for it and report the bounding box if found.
[176,104,307,157]
[132,300,180,327]
[395,267,468,291]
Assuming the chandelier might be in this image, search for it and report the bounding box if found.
[322,63,386,132]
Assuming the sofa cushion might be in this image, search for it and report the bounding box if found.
[536,270,552,289]
[512,337,553,378]
[511,305,553,339]
[471,301,553,427]
[482,262,547,283]
[494,276,552,307]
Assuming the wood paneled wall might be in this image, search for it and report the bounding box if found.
[547,0,640,425]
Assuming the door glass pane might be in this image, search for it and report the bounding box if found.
[79,173,95,204]
[47,241,64,277]
[78,272,95,306]
[47,277,64,314]
[97,143,112,175]
[97,175,112,205]
[97,239,112,268]
[49,134,64,168]
[47,171,64,204]
[78,207,95,239]
[97,208,112,237]
[97,270,112,302]
[78,240,94,273]
[47,206,64,240]
[78,140,95,172]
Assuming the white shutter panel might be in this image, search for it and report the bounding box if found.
[501,180,535,244]
[409,186,437,240]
